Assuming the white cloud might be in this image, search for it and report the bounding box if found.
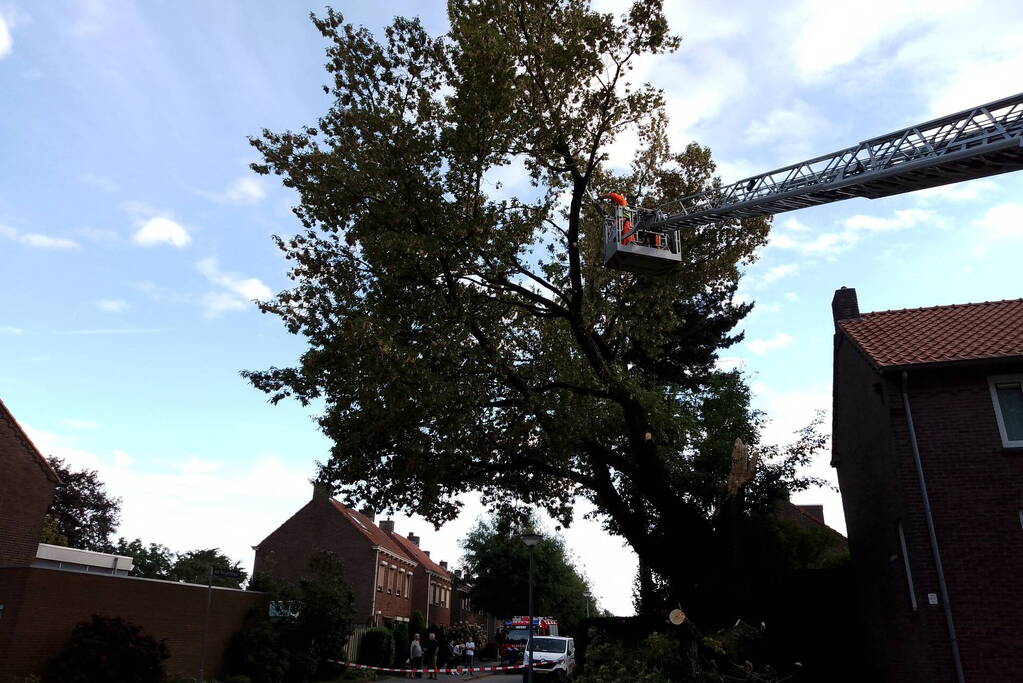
[20,422,314,577]
[1,326,25,335]
[1,223,79,250]
[744,99,826,151]
[915,179,999,202]
[212,176,266,205]
[196,257,272,317]
[767,208,934,257]
[844,208,933,232]
[182,454,220,475]
[80,173,119,193]
[95,298,128,312]
[759,264,798,286]
[132,216,191,248]
[113,450,134,467]
[784,292,799,302]
[971,203,1023,257]
[0,13,12,58]
[747,332,795,355]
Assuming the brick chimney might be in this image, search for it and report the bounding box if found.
[380,519,395,533]
[408,533,420,546]
[360,506,375,523]
[440,561,448,570]
[424,550,431,557]
[312,481,331,502]
[832,287,860,328]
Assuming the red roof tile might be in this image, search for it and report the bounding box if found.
[0,398,61,484]
[388,532,453,580]
[839,299,1023,369]
[330,501,416,564]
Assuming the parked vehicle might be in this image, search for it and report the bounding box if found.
[499,616,558,664]
[522,636,575,680]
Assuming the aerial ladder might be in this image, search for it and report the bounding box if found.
[603,91,1023,274]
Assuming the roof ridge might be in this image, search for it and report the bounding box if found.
[857,298,1023,318]
[329,500,416,564]
[0,398,61,484]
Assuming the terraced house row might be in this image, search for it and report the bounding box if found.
[254,482,475,628]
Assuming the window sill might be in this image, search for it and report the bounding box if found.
[1002,446,1023,453]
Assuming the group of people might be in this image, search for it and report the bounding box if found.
[408,633,476,679]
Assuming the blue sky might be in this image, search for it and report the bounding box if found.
[3,0,1023,616]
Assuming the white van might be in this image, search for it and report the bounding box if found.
[522,635,575,679]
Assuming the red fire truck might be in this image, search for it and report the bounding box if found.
[498,616,559,663]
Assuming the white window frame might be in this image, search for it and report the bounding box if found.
[988,374,1023,448]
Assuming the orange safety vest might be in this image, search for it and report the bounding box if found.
[602,193,634,245]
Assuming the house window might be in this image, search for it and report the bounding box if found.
[378,562,387,591]
[989,375,1023,447]
[405,573,411,598]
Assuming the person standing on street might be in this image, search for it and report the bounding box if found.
[463,638,475,671]
[410,633,424,679]
[424,632,440,680]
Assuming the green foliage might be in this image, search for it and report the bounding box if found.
[391,622,410,667]
[226,552,355,683]
[409,610,427,639]
[43,457,121,552]
[42,615,169,683]
[576,622,798,683]
[245,0,827,626]
[358,628,394,668]
[39,517,68,546]
[172,548,248,587]
[113,538,175,579]
[461,511,593,635]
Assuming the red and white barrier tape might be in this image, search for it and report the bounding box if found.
[325,659,526,674]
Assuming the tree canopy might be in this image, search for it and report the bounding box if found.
[460,511,593,634]
[246,0,825,623]
[44,456,121,552]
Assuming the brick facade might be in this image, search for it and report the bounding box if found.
[0,566,266,681]
[833,290,1023,682]
[385,528,453,628]
[254,487,416,625]
[0,400,59,568]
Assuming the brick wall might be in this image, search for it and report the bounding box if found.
[0,566,266,681]
[835,332,1023,682]
[0,413,57,568]
[254,495,413,625]
[412,568,451,628]
[895,364,1023,682]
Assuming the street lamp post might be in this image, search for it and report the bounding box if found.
[521,532,542,683]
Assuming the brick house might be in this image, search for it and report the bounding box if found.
[253,484,417,626]
[831,288,1023,683]
[381,522,454,627]
[0,398,264,680]
[0,398,61,568]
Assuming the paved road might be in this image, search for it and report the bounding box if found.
[375,671,521,683]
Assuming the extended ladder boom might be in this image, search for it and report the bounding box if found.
[645,91,1023,232]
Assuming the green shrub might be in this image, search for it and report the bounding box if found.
[391,623,410,667]
[409,610,426,638]
[42,615,169,683]
[358,627,394,668]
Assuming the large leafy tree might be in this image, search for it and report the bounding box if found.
[246,1,823,623]
[171,548,248,588]
[460,512,593,635]
[112,538,175,580]
[44,456,121,552]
